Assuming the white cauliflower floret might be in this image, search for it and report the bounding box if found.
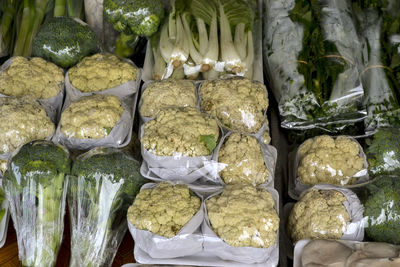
[68,53,138,92]
[141,107,219,157]
[298,135,364,186]
[206,185,279,248]
[288,189,350,243]
[60,95,123,139]
[200,77,269,134]
[0,56,64,99]
[218,133,269,185]
[0,97,55,153]
[127,182,201,238]
[140,79,197,118]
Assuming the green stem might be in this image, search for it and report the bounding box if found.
[13,0,35,56]
[66,0,84,19]
[0,0,17,55]
[53,0,66,17]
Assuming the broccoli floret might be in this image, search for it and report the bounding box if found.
[364,176,400,245]
[32,17,100,69]
[104,0,164,37]
[69,147,148,266]
[2,140,70,267]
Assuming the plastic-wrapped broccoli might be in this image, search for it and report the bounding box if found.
[2,141,70,267]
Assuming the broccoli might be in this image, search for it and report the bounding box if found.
[363,175,400,245]
[32,17,100,69]
[366,127,400,176]
[2,140,70,267]
[68,147,148,267]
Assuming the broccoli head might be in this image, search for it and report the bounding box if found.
[104,0,164,37]
[364,175,400,245]
[32,17,100,69]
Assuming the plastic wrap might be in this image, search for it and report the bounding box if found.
[0,57,65,122]
[0,97,55,157]
[65,54,141,103]
[2,141,70,267]
[54,93,135,150]
[213,132,277,186]
[199,77,269,135]
[127,182,204,258]
[286,185,364,244]
[264,0,366,131]
[140,107,222,183]
[0,179,9,249]
[293,239,400,267]
[68,147,147,267]
[290,135,369,198]
[203,184,279,265]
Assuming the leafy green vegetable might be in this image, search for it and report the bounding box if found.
[0,0,19,57]
[0,186,5,222]
[69,147,147,267]
[363,175,400,245]
[32,17,99,68]
[200,134,217,153]
[2,140,70,267]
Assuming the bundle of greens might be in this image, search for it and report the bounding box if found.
[264,0,366,130]
[2,140,70,267]
[352,0,400,133]
[150,0,256,80]
[68,147,147,267]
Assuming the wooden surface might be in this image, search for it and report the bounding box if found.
[0,208,136,267]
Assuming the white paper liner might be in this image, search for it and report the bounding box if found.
[212,131,277,187]
[202,185,280,265]
[0,57,65,123]
[127,182,204,259]
[289,135,369,200]
[53,93,136,151]
[64,57,141,104]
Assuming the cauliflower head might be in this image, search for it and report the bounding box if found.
[60,94,123,139]
[206,184,279,248]
[288,189,350,242]
[218,133,269,185]
[141,107,219,157]
[68,53,138,92]
[127,182,201,238]
[140,79,197,118]
[298,135,364,186]
[0,97,55,154]
[200,78,268,134]
[0,56,64,99]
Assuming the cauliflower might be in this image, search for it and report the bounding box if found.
[0,97,55,154]
[288,189,350,242]
[68,53,138,92]
[0,57,64,99]
[218,133,269,185]
[140,79,197,118]
[127,182,201,238]
[60,95,123,139]
[200,77,268,134]
[141,107,219,157]
[206,185,279,248]
[0,159,7,175]
[297,135,365,186]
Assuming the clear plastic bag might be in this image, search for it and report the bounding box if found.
[2,141,70,267]
[203,184,279,265]
[199,77,269,135]
[68,147,147,267]
[264,0,366,131]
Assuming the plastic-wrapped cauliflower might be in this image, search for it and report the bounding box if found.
[141,107,219,157]
[297,135,365,186]
[68,53,138,92]
[200,77,268,134]
[60,95,123,139]
[0,57,64,99]
[218,133,269,185]
[127,182,201,238]
[288,189,350,242]
[0,97,55,154]
[0,159,7,175]
[206,185,279,248]
[140,79,197,118]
